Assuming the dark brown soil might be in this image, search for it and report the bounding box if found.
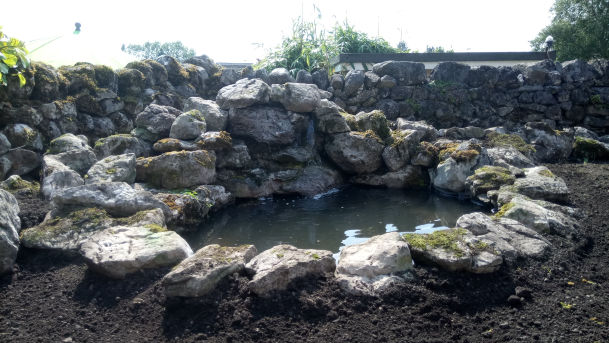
[1,163,608,343]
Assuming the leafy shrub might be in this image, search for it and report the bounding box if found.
[0,27,30,87]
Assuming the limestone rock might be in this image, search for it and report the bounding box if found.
[41,155,84,199]
[216,143,252,169]
[80,225,192,279]
[228,105,295,145]
[194,185,235,211]
[495,195,578,235]
[486,146,535,169]
[93,134,151,159]
[136,150,216,189]
[86,153,136,184]
[524,122,573,162]
[2,124,43,152]
[396,119,438,141]
[343,70,365,97]
[152,138,199,153]
[169,110,207,140]
[47,133,90,154]
[509,166,569,203]
[313,99,351,134]
[268,68,294,85]
[466,165,516,197]
[216,78,271,110]
[246,245,335,296]
[325,132,385,174]
[162,244,257,297]
[270,83,321,112]
[135,104,182,140]
[0,190,21,274]
[21,208,165,251]
[153,192,212,227]
[335,232,413,295]
[404,228,503,274]
[4,148,40,176]
[183,97,228,131]
[372,61,426,86]
[52,182,171,218]
[456,212,550,262]
[195,131,232,151]
[47,149,98,176]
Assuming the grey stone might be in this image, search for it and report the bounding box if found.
[246,244,335,296]
[313,99,351,134]
[295,70,313,84]
[183,97,228,131]
[268,68,294,85]
[372,61,426,86]
[396,119,438,141]
[325,132,385,174]
[0,190,20,274]
[216,143,252,169]
[136,150,216,189]
[93,134,150,159]
[2,124,43,152]
[162,244,257,297]
[5,148,40,176]
[343,70,365,97]
[351,166,426,189]
[47,133,90,154]
[52,182,171,218]
[216,78,271,110]
[48,149,98,176]
[330,74,344,91]
[135,104,181,139]
[336,232,412,295]
[281,166,342,196]
[228,106,295,145]
[508,166,569,203]
[86,153,136,184]
[80,225,192,279]
[0,133,10,155]
[41,155,84,199]
[431,62,471,84]
[270,83,321,112]
[169,110,207,140]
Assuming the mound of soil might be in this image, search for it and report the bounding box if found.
[1,163,608,342]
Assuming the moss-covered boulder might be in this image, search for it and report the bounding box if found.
[0,175,40,196]
[169,110,206,140]
[94,134,151,159]
[30,62,64,102]
[466,166,516,196]
[136,150,216,189]
[20,207,165,251]
[485,132,535,156]
[572,136,609,160]
[117,68,145,97]
[195,131,232,151]
[324,131,385,174]
[59,63,98,95]
[156,55,189,85]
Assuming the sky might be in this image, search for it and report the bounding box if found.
[2,0,555,68]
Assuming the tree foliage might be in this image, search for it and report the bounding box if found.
[123,41,196,61]
[425,46,454,53]
[0,27,30,87]
[530,0,609,61]
[255,18,402,74]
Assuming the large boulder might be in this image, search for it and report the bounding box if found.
[2,124,43,152]
[335,232,413,295]
[343,70,365,97]
[268,68,294,85]
[465,165,516,197]
[52,182,171,218]
[228,105,296,145]
[46,149,98,176]
[404,228,503,274]
[524,122,573,162]
[183,97,228,131]
[136,150,216,189]
[456,212,550,262]
[431,62,471,84]
[153,192,212,227]
[86,153,136,184]
[372,61,426,86]
[494,195,578,235]
[162,244,258,297]
[324,132,385,174]
[313,99,351,134]
[508,166,569,203]
[216,78,271,110]
[245,245,335,296]
[431,141,487,193]
[135,104,182,140]
[93,134,151,159]
[169,110,207,140]
[351,166,427,189]
[21,208,165,251]
[4,148,41,176]
[396,119,438,141]
[486,146,535,169]
[41,155,85,199]
[0,190,21,274]
[270,83,321,112]
[80,225,192,279]
[47,133,90,154]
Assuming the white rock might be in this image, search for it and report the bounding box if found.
[162,244,257,297]
[0,189,21,274]
[335,232,413,295]
[245,244,335,296]
[80,225,192,278]
[86,153,136,184]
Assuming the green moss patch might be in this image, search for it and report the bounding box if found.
[493,202,515,219]
[351,130,384,145]
[486,132,535,155]
[403,228,468,257]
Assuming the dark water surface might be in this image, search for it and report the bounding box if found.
[185,186,483,256]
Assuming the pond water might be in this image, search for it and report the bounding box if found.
[185,186,483,257]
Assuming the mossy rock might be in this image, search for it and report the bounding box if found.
[117,68,145,97]
[572,137,609,161]
[403,228,469,257]
[93,65,117,91]
[467,166,515,196]
[0,175,40,195]
[59,63,98,95]
[486,132,535,155]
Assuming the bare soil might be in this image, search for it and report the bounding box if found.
[1,163,608,343]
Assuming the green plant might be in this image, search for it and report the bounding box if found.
[0,27,30,87]
[255,15,401,75]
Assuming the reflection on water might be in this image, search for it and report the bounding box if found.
[185,186,483,254]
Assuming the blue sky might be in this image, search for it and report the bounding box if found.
[2,0,555,67]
